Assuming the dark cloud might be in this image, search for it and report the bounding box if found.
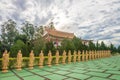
[11,12,20,21]
[13,0,27,11]
[38,0,53,8]
[0,16,2,21]
[115,29,120,33]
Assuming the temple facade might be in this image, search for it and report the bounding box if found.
[43,27,74,47]
[42,22,92,47]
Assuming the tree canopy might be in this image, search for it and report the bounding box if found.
[0,19,119,57]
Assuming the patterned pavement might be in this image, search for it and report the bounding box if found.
[0,56,120,80]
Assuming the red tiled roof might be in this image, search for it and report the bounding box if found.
[45,29,74,39]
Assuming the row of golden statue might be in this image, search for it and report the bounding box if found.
[2,50,111,73]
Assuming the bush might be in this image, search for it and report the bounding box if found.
[33,37,45,56]
[10,40,29,57]
[61,39,75,54]
[44,41,56,56]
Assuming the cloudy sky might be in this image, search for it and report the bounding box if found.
[0,0,120,46]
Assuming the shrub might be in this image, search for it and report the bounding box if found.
[10,40,29,57]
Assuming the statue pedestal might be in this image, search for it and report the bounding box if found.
[29,66,33,69]
[48,64,52,67]
[62,62,66,65]
[39,65,43,68]
[55,63,59,66]
[2,69,8,73]
[68,62,71,64]
[16,67,22,71]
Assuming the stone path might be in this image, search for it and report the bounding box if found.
[0,56,120,80]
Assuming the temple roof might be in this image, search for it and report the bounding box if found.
[44,28,74,39]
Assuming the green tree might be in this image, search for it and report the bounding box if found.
[1,19,18,50]
[35,26,44,38]
[39,26,44,35]
[88,41,96,50]
[0,41,2,58]
[49,22,55,29]
[14,34,28,44]
[10,40,28,57]
[109,43,117,54]
[100,41,107,50]
[44,41,56,56]
[117,45,120,53]
[33,36,45,56]
[21,21,35,40]
[110,43,114,53]
[96,41,100,50]
[72,37,83,51]
[82,44,88,51]
[61,39,75,53]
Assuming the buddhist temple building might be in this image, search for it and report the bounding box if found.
[43,27,74,47]
[42,22,92,47]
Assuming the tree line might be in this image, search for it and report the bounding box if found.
[0,19,120,58]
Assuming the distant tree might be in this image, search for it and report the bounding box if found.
[1,19,18,51]
[21,21,35,40]
[39,26,44,35]
[10,40,28,57]
[61,39,75,53]
[88,41,96,50]
[109,43,117,54]
[72,37,83,51]
[95,41,100,50]
[35,26,44,38]
[100,41,107,50]
[49,22,55,29]
[117,45,120,53]
[33,36,45,56]
[0,41,2,58]
[110,43,114,53]
[14,34,28,43]
[82,44,88,51]
[44,41,56,56]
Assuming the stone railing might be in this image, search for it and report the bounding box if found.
[1,50,111,73]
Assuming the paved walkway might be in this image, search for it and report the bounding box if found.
[0,56,120,80]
